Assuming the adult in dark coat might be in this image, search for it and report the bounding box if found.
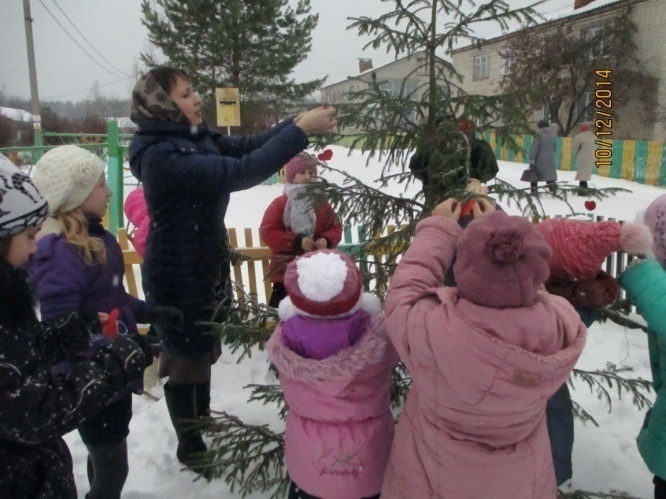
[409,118,499,202]
[0,156,151,498]
[128,66,337,467]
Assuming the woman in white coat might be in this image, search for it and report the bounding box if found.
[572,123,595,194]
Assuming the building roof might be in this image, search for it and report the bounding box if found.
[320,50,436,90]
[452,0,635,54]
[0,106,32,123]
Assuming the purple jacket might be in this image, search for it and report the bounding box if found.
[29,217,148,334]
[281,310,371,360]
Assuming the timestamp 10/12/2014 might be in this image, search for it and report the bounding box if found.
[594,69,612,168]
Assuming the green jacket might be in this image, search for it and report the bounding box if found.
[620,259,666,479]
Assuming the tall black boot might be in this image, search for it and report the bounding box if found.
[195,379,211,418]
[164,382,208,466]
[84,440,128,499]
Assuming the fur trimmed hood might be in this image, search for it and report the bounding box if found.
[267,316,397,385]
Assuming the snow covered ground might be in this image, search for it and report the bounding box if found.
[67,145,665,498]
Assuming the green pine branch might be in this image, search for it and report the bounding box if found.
[571,364,653,415]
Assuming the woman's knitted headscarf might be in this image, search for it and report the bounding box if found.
[130,67,189,125]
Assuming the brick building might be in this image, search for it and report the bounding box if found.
[450,0,666,140]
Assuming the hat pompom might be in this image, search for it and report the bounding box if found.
[644,194,666,267]
[283,250,363,317]
[486,229,524,264]
[619,222,653,256]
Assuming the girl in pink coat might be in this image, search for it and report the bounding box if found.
[382,199,586,499]
[123,186,149,257]
[266,250,398,499]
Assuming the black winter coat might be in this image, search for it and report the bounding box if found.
[0,260,148,498]
[409,137,499,196]
[129,119,309,356]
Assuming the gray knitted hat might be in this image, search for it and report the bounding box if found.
[0,153,48,239]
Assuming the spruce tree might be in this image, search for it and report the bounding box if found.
[140,0,324,131]
[200,2,652,497]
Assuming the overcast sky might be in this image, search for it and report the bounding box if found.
[1,0,577,104]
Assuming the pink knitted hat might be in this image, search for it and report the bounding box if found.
[285,152,318,183]
[644,194,666,267]
[283,249,362,317]
[454,211,552,308]
[536,218,652,280]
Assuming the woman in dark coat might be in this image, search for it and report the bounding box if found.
[0,156,151,498]
[128,66,337,467]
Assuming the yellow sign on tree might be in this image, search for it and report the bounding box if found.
[215,88,241,127]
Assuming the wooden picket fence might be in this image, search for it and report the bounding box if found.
[119,225,375,304]
[120,215,635,305]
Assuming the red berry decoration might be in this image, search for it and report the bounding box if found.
[317,149,333,161]
[103,308,120,339]
[460,200,474,217]
[584,200,597,211]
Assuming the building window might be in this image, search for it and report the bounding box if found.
[575,91,594,122]
[417,52,430,75]
[473,54,490,80]
[583,26,609,59]
[379,80,418,100]
[500,51,513,76]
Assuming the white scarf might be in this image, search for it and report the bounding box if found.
[283,183,316,238]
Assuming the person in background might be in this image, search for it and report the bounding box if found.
[0,154,152,498]
[381,199,586,498]
[529,120,558,195]
[619,193,666,499]
[128,66,337,469]
[409,116,499,202]
[29,146,180,499]
[123,186,149,257]
[266,250,397,499]
[572,123,596,195]
[260,152,342,307]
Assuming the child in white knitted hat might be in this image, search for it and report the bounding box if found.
[0,153,152,498]
[28,145,181,499]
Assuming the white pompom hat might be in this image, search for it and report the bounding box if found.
[31,145,105,217]
[278,249,381,320]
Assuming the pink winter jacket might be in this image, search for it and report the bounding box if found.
[266,317,398,499]
[381,217,586,499]
[123,187,149,257]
